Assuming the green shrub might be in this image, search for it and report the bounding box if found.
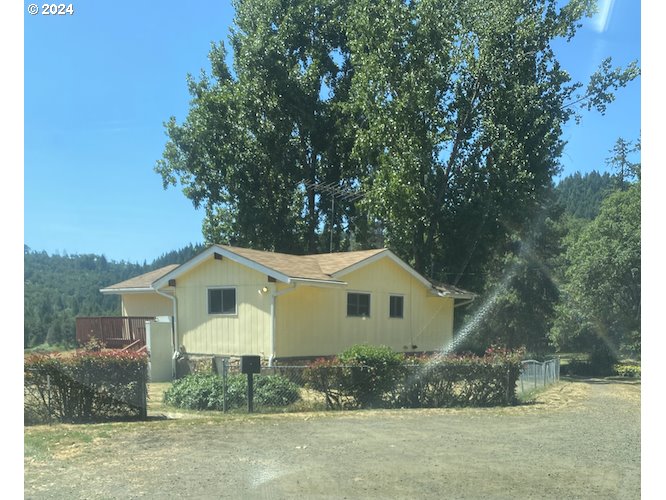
[253,375,302,406]
[399,348,523,407]
[304,344,523,409]
[163,373,226,410]
[163,373,301,411]
[222,374,302,407]
[24,350,148,423]
[338,344,405,408]
[613,363,641,378]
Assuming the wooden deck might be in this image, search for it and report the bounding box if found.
[76,316,154,349]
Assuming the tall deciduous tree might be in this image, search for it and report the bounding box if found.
[156,0,638,299]
[346,0,638,283]
[156,0,358,253]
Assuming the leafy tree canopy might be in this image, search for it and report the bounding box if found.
[550,182,640,357]
[156,0,639,287]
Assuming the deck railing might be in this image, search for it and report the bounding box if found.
[75,317,155,349]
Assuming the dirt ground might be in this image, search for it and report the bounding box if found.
[24,378,640,499]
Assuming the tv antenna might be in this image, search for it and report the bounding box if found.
[302,179,364,252]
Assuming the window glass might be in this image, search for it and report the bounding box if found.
[390,295,404,318]
[347,292,370,317]
[208,288,236,315]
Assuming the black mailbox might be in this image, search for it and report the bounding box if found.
[240,355,261,374]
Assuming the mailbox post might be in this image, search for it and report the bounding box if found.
[240,355,261,413]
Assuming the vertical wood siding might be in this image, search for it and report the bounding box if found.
[121,293,173,317]
[173,257,272,356]
[275,256,454,358]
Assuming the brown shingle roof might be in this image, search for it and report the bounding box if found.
[102,248,387,291]
[102,264,179,291]
[216,245,385,281]
[313,249,387,276]
[102,245,473,299]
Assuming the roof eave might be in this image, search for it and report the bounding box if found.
[151,244,292,289]
[332,249,434,290]
[429,288,477,300]
[290,277,347,287]
[100,287,156,295]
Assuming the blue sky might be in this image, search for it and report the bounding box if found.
[23,0,641,264]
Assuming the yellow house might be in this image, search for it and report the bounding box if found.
[101,244,474,365]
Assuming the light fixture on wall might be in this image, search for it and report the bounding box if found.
[258,286,269,295]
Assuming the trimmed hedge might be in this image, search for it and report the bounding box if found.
[304,345,524,409]
[163,373,301,411]
[398,348,523,408]
[24,350,148,423]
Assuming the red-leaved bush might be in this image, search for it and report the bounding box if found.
[24,349,148,424]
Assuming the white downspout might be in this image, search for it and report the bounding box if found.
[155,288,178,378]
[269,284,297,367]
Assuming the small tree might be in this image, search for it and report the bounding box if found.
[606,137,641,190]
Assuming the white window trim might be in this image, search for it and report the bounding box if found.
[346,291,371,318]
[207,286,238,316]
[389,293,405,319]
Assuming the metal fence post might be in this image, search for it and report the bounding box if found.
[139,366,147,420]
[223,358,228,413]
[47,373,52,426]
[247,372,254,413]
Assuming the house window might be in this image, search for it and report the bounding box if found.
[347,292,370,317]
[208,288,237,315]
[389,295,404,318]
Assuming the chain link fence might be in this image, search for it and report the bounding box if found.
[517,358,560,395]
[208,359,349,412]
[26,356,562,421]
[175,357,533,413]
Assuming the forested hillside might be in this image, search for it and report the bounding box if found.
[23,243,205,348]
[555,171,615,220]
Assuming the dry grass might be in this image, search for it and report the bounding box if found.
[24,379,640,500]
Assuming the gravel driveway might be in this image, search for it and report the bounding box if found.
[24,378,640,499]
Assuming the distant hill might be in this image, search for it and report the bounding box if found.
[555,170,615,220]
[148,243,207,270]
[23,243,206,348]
